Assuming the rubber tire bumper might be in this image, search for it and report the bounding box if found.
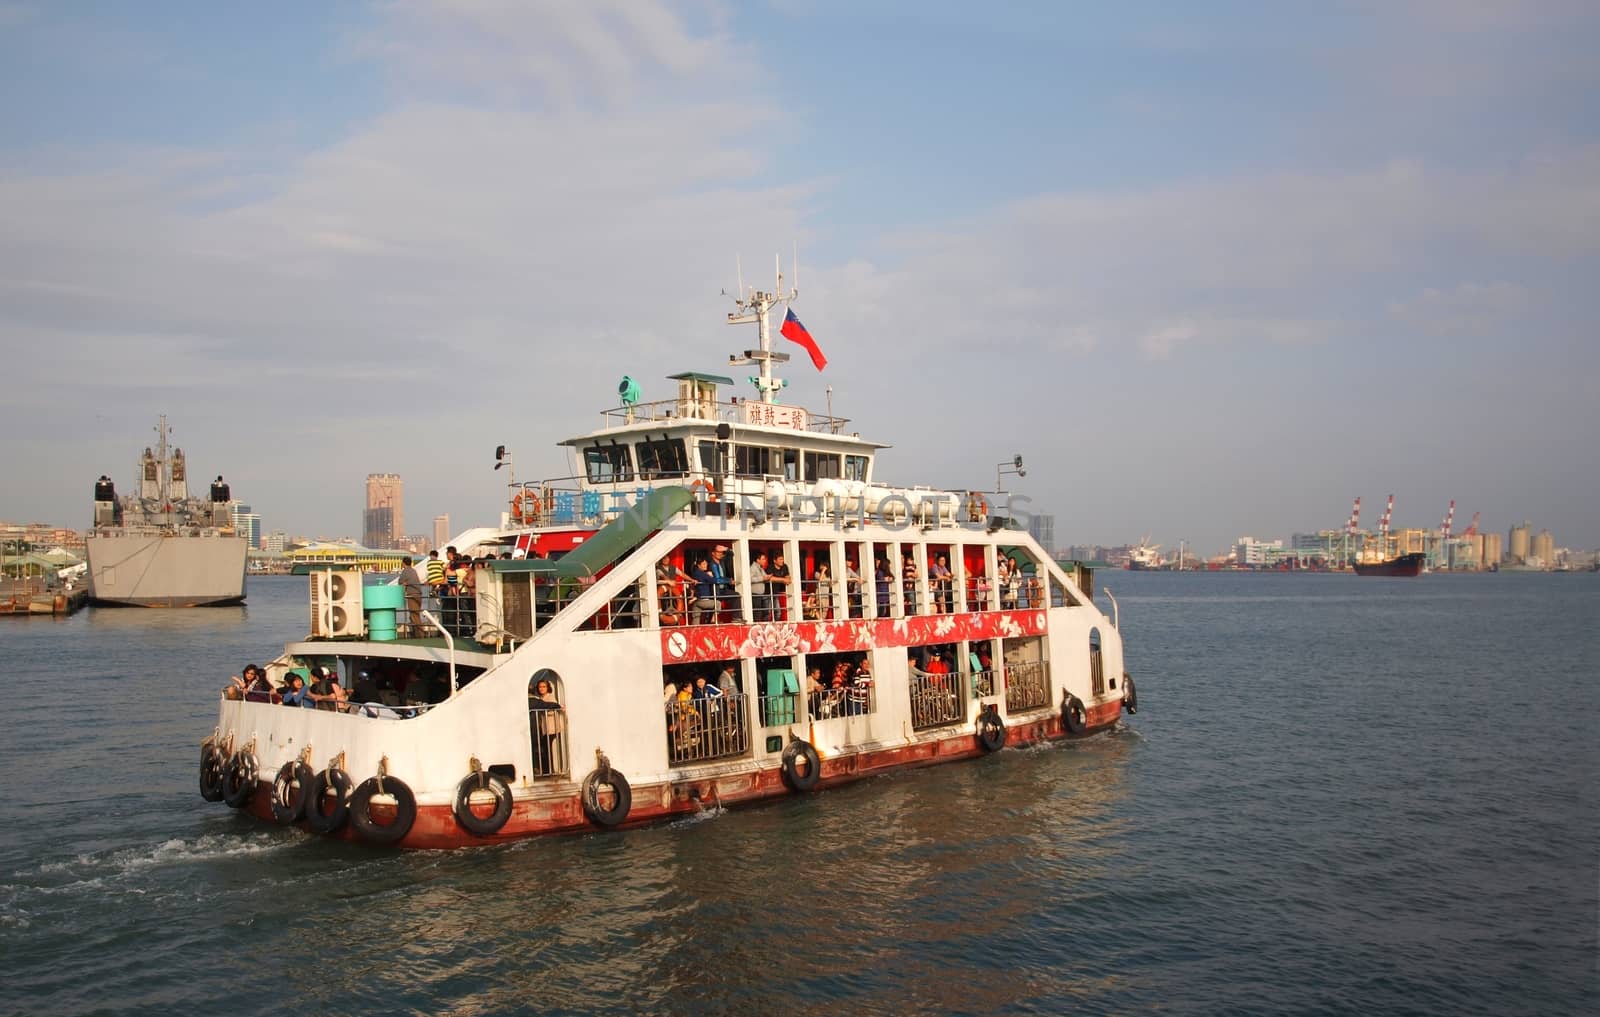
[780,740,822,792]
[222,751,259,808]
[270,761,314,825]
[350,776,417,846]
[304,768,353,834]
[1123,675,1138,715]
[1063,695,1088,735]
[976,710,1007,753]
[581,768,632,828]
[199,745,227,803]
[454,772,514,837]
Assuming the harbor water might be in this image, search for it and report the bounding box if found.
[1,572,1595,1015]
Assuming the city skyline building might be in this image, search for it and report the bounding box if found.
[228,501,261,549]
[1028,514,1056,558]
[363,473,403,550]
[433,514,450,550]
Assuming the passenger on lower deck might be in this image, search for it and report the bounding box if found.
[280,673,310,707]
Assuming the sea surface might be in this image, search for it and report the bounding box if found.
[0,571,1595,1016]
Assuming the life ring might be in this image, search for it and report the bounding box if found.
[350,775,417,845]
[581,767,632,828]
[222,751,259,808]
[1062,693,1088,735]
[270,761,314,824]
[1122,674,1138,715]
[780,739,822,792]
[966,491,990,522]
[199,744,227,803]
[976,708,1006,753]
[512,491,540,524]
[453,771,513,837]
[689,478,719,502]
[304,767,353,834]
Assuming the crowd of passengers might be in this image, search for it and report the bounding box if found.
[399,545,530,638]
[221,661,455,716]
[654,547,1044,626]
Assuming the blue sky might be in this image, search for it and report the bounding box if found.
[2,1,1596,553]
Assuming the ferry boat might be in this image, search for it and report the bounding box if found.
[86,416,248,607]
[198,275,1138,847]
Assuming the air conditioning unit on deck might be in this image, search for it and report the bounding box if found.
[310,569,366,637]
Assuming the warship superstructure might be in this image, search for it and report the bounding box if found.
[86,416,248,607]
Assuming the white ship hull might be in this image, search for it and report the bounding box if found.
[86,532,248,607]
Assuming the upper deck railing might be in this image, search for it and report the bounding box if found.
[597,398,852,435]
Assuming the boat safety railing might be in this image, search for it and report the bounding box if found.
[908,666,964,730]
[758,690,802,728]
[799,577,837,621]
[810,682,875,721]
[1003,660,1051,713]
[598,397,852,434]
[666,693,750,766]
[528,704,568,777]
[971,668,998,699]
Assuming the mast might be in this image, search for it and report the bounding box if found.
[156,415,171,509]
[727,255,798,404]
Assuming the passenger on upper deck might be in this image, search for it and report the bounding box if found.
[709,544,736,621]
[688,556,718,625]
[845,558,864,618]
[873,558,892,617]
[657,559,687,626]
[425,549,446,592]
[398,556,424,636]
[749,550,770,621]
[929,553,953,613]
[805,563,833,620]
[768,551,791,620]
[902,555,920,614]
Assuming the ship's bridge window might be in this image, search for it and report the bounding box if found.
[634,437,688,480]
[734,444,771,479]
[804,451,841,482]
[782,448,799,482]
[584,444,633,483]
[844,454,868,482]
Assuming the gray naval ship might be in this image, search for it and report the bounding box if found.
[86,416,248,607]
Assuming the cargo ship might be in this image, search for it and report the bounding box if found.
[85,416,249,607]
[197,269,1138,848]
[1352,552,1425,577]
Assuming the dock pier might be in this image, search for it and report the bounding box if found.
[0,581,89,617]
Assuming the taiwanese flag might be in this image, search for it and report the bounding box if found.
[780,308,827,371]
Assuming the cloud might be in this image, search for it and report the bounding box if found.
[1387,282,1530,336]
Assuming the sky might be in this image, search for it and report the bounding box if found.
[2,0,1597,555]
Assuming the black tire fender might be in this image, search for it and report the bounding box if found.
[1063,694,1088,735]
[1123,675,1138,715]
[581,767,632,828]
[304,767,353,834]
[350,775,417,846]
[976,708,1006,753]
[222,751,259,808]
[270,761,314,825]
[454,771,514,837]
[780,740,822,792]
[199,745,227,803]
